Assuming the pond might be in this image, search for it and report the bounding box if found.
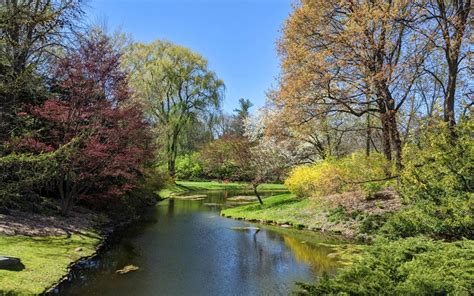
[57,190,350,296]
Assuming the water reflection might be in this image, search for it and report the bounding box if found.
[57,189,348,296]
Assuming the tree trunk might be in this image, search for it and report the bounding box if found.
[366,111,371,157]
[380,112,392,162]
[168,131,179,177]
[253,183,263,205]
[444,61,457,129]
[388,112,403,172]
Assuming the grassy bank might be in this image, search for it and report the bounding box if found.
[0,233,100,295]
[221,193,365,237]
[159,180,287,198]
[221,194,317,227]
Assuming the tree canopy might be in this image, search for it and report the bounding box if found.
[122,40,225,176]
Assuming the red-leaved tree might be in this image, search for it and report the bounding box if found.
[17,31,153,215]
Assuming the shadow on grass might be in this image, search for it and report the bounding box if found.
[0,262,25,272]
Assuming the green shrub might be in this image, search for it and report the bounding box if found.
[285,151,393,198]
[175,152,203,180]
[359,213,390,235]
[104,166,169,220]
[400,119,473,204]
[389,119,474,239]
[380,205,438,238]
[297,237,474,296]
[0,152,58,210]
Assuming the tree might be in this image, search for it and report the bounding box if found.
[122,40,224,177]
[416,1,471,128]
[199,136,243,181]
[16,31,153,215]
[275,0,427,171]
[232,98,253,136]
[0,0,83,142]
[239,111,301,204]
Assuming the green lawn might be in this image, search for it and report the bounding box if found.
[158,180,287,198]
[221,193,339,232]
[0,233,101,295]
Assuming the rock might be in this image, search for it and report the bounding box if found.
[0,256,21,269]
[75,247,83,252]
[116,264,139,274]
[227,196,258,202]
[281,224,292,228]
[230,226,260,231]
[203,203,223,207]
[172,195,207,200]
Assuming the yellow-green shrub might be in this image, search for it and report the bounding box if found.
[285,151,393,199]
[285,160,347,198]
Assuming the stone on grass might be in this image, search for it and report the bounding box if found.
[0,256,21,269]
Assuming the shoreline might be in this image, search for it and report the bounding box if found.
[42,217,137,295]
[220,212,360,241]
[220,193,401,242]
[0,199,160,295]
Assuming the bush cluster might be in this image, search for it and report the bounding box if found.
[298,237,474,296]
[175,153,204,180]
[384,120,473,239]
[285,151,393,199]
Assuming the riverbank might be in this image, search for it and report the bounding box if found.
[158,180,287,198]
[0,233,100,295]
[0,209,104,295]
[0,201,156,295]
[221,192,401,239]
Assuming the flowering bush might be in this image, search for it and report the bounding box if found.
[285,151,393,199]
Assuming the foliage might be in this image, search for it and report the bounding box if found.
[383,120,474,239]
[400,120,473,204]
[14,32,153,215]
[0,152,57,200]
[199,137,243,180]
[285,151,393,199]
[175,153,204,180]
[0,0,83,141]
[105,166,168,220]
[297,237,474,296]
[122,40,224,176]
[359,213,391,235]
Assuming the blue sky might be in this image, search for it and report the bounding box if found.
[86,0,292,113]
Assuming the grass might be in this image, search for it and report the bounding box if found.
[0,233,101,295]
[222,193,319,227]
[158,180,287,198]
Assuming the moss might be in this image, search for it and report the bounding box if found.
[0,233,101,295]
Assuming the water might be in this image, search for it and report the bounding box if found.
[58,190,349,296]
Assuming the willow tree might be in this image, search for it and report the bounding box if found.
[123,41,224,176]
[274,0,427,171]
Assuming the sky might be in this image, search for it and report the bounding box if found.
[85,0,293,113]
